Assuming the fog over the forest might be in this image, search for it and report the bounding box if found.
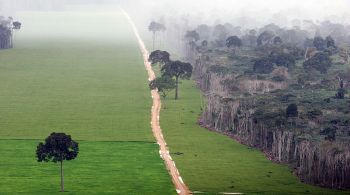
[127,0,350,28]
[2,0,349,55]
[1,0,349,27]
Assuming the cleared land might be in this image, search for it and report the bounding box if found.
[0,10,174,194]
[160,80,349,195]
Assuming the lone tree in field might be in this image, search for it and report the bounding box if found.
[161,60,192,100]
[148,21,166,50]
[148,50,170,68]
[36,132,79,192]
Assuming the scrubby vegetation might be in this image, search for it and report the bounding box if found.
[175,20,350,189]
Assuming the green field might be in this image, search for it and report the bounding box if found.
[0,10,174,194]
[0,140,174,194]
[160,80,349,195]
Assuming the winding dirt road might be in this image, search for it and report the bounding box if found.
[121,8,190,195]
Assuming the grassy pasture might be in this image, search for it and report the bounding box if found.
[0,10,174,194]
[0,140,174,194]
[0,11,153,141]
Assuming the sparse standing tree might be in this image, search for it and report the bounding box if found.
[335,79,346,99]
[148,21,166,50]
[286,103,298,118]
[257,31,274,46]
[149,76,176,108]
[184,30,200,57]
[303,52,332,74]
[226,35,242,54]
[11,21,21,48]
[148,50,170,69]
[325,35,336,48]
[313,36,326,51]
[273,36,283,45]
[161,60,193,100]
[201,40,208,47]
[36,132,79,192]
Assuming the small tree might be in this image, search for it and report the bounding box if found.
[201,40,208,47]
[161,60,192,100]
[12,21,21,30]
[257,31,274,46]
[335,79,346,99]
[226,35,242,55]
[313,36,326,51]
[325,36,336,48]
[185,30,200,56]
[273,36,283,44]
[148,21,166,50]
[286,103,298,118]
[253,57,274,74]
[303,52,332,74]
[321,126,336,141]
[148,50,170,69]
[36,132,79,192]
[335,88,346,99]
[212,24,228,46]
[149,76,176,108]
[185,30,200,43]
[226,36,242,48]
[269,52,296,68]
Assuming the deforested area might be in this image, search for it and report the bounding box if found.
[131,0,350,193]
[1,0,350,194]
[149,8,350,192]
[192,23,350,188]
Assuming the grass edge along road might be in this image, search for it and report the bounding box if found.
[121,8,190,195]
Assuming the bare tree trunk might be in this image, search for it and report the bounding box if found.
[162,96,167,109]
[10,29,13,48]
[175,76,179,100]
[152,31,156,51]
[60,161,64,192]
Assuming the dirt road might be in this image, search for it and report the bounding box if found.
[121,8,190,195]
